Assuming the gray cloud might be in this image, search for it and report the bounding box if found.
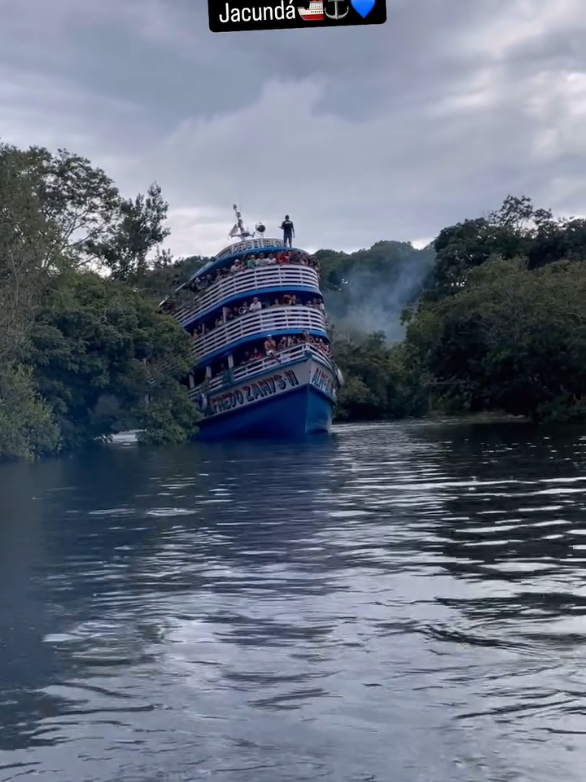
[0,0,584,255]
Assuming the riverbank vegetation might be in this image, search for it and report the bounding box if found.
[0,143,198,461]
[0,141,584,461]
[328,196,586,424]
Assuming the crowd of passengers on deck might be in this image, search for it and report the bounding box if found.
[160,251,320,314]
[208,332,331,380]
[191,295,325,338]
[244,332,331,363]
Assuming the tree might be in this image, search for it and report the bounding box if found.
[1,145,121,264]
[402,258,586,421]
[332,195,586,424]
[427,194,586,301]
[0,145,60,363]
[1,145,173,280]
[29,271,197,450]
[90,183,171,282]
[139,253,211,303]
[0,365,60,461]
[332,330,426,421]
[0,142,203,461]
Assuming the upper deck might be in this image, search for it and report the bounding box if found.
[190,237,289,282]
[171,262,321,329]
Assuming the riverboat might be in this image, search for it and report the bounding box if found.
[160,205,343,440]
[298,0,324,21]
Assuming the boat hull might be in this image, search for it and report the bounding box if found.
[195,355,337,441]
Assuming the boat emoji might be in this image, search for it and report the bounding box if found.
[298,0,324,21]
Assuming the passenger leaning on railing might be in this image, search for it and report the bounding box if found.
[263,335,276,354]
[236,334,331,370]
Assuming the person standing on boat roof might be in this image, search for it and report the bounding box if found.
[281,215,295,247]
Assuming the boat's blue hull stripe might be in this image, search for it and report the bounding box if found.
[196,382,334,440]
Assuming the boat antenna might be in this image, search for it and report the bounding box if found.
[231,203,252,240]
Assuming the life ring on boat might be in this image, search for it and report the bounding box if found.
[335,367,344,387]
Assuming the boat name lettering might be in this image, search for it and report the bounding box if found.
[311,366,335,397]
[210,370,299,414]
[217,237,284,259]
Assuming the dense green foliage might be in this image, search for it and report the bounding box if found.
[0,365,61,461]
[1,140,583,462]
[0,143,198,461]
[328,196,586,423]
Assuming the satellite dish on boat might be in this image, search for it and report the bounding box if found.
[255,221,266,234]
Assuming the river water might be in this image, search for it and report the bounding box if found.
[1,421,586,782]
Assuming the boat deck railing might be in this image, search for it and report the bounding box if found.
[171,265,320,327]
[187,343,334,400]
[191,305,326,363]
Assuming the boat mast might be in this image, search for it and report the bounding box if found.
[232,203,252,240]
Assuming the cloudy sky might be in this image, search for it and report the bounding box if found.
[0,0,584,256]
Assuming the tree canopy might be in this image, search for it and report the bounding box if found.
[329,195,586,423]
[0,143,198,461]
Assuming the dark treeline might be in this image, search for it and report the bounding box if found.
[0,143,198,461]
[328,196,586,424]
[0,142,584,462]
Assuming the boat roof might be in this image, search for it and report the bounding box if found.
[190,238,284,280]
[168,205,306,298]
[182,241,309,289]
[157,240,305,307]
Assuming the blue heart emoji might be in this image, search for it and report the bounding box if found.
[350,0,375,17]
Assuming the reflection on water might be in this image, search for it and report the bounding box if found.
[0,422,585,781]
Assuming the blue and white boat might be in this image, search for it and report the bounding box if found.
[163,206,343,440]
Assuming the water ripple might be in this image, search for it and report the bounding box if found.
[0,422,585,781]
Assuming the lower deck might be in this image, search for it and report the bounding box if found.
[187,343,337,400]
